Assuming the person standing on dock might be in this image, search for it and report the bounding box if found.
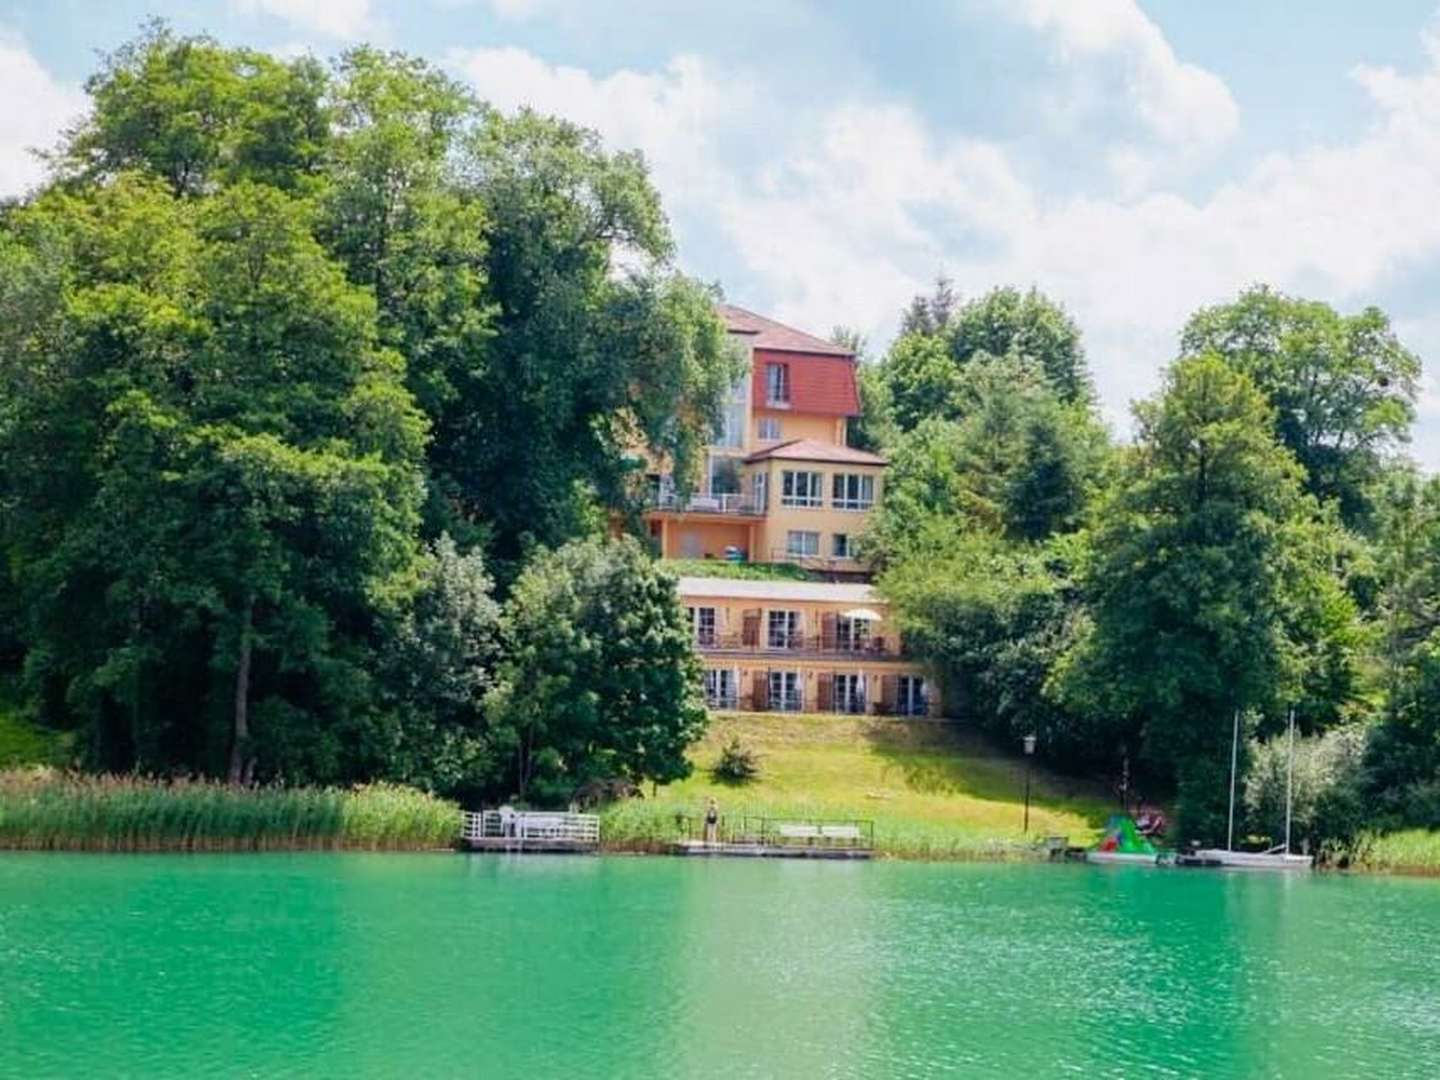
[704,798,719,844]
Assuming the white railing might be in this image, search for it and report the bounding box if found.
[651,490,761,515]
[461,810,601,845]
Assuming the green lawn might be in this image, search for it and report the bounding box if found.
[603,712,1114,859]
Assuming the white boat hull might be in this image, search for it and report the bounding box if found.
[1194,849,1313,871]
[1086,851,1160,866]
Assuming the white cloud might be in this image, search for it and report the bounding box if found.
[453,15,1440,467]
[231,0,382,41]
[0,30,85,199]
[1010,0,1239,149]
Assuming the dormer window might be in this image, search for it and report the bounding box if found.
[765,362,790,405]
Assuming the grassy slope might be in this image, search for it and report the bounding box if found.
[604,713,1114,858]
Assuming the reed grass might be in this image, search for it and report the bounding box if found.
[0,769,461,852]
[1339,829,1440,875]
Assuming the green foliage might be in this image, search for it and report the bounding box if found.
[868,356,1108,558]
[665,559,811,581]
[1062,355,1363,843]
[1181,285,1420,526]
[1243,726,1369,852]
[711,736,760,784]
[485,537,707,802]
[881,284,1091,432]
[0,769,459,851]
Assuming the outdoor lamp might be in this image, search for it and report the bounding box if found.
[1023,734,1037,756]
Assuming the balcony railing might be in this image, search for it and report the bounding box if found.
[704,693,933,716]
[695,632,906,660]
[649,490,763,516]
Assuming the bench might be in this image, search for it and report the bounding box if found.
[775,822,864,846]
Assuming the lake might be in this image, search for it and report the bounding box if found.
[2,854,1438,1077]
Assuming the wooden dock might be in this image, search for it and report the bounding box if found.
[668,817,875,860]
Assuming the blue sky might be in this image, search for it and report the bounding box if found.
[5,0,1440,467]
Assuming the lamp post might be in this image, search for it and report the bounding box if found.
[1022,734,1037,833]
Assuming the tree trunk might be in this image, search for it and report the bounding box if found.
[227,599,254,785]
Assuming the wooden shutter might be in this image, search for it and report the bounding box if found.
[816,672,834,712]
[751,669,770,712]
[880,675,898,714]
[742,609,761,648]
[821,612,838,650]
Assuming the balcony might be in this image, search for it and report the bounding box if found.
[649,490,764,516]
[694,631,906,661]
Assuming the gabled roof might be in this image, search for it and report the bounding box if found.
[744,438,888,466]
[676,576,882,604]
[717,303,855,357]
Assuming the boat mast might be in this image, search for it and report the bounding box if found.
[1227,707,1240,852]
[1284,705,1296,856]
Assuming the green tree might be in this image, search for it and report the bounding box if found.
[0,177,427,780]
[947,286,1091,405]
[484,537,705,802]
[58,20,329,196]
[868,356,1107,559]
[1180,285,1420,524]
[1063,355,1361,841]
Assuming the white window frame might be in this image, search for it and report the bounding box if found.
[832,472,875,511]
[693,606,717,647]
[705,668,738,709]
[835,615,871,652]
[752,471,768,511]
[769,670,802,712]
[781,470,823,508]
[757,416,782,441]
[767,610,800,649]
[766,362,790,405]
[898,675,927,716]
[834,673,866,714]
[786,530,819,558]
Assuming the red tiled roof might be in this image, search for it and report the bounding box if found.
[717,303,855,357]
[753,348,861,416]
[744,438,888,466]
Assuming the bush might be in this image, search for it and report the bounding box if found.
[710,737,759,784]
[1244,726,1369,851]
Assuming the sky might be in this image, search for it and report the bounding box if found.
[5,0,1440,466]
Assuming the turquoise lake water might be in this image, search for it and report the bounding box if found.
[2,854,1438,1077]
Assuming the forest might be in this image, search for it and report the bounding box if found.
[4,25,1440,851]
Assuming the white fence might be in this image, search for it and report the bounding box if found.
[461,810,600,845]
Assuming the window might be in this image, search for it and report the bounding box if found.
[752,471,768,511]
[834,673,867,714]
[835,615,872,652]
[691,606,717,647]
[708,454,741,497]
[832,473,875,511]
[757,416,782,441]
[781,470,823,508]
[832,533,852,558]
[715,403,746,448]
[897,675,928,717]
[768,670,803,711]
[704,668,738,709]
[786,531,819,558]
[767,610,800,649]
[765,363,790,405]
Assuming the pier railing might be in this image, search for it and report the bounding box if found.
[461,809,600,845]
[676,814,873,850]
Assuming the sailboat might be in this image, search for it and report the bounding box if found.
[1192,706,1314,871]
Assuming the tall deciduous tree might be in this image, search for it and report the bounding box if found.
[1063,355,1361,841]
[1180,285,1420,525]
[485,537,705,802]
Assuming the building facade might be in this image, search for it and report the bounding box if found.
[647,304,943,717]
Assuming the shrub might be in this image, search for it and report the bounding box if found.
[710,737,760,785]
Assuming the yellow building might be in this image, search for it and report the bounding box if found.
[646,304,944,716]
[677,578,935,716]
